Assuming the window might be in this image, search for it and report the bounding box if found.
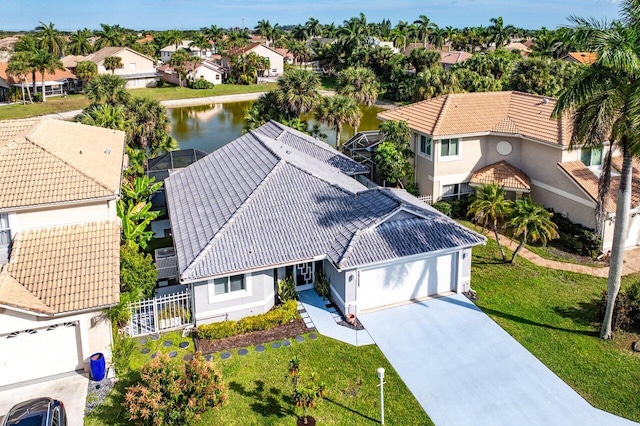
[441,183,473,201]
[581,147,603,167]
[0,213,9,246]
[215,74,220,80]
[129,62,136,70]
[440,138,459,157]
[212,274,245,296]
[272,68,277,73]
[419,135,432,157]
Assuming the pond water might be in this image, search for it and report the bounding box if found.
[168,101,383,152]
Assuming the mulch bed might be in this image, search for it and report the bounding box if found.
[194,318,312,354]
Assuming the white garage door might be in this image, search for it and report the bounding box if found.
[0,322,82,386]
[357,254,456,312]
[626,213,640,248]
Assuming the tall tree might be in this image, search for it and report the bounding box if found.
[306,18,323,38]
[6,51,33,104]
[189,32,211,56]
[314,95,361,147]
[335,66,380,106]
[467,184,513,262]
[413,15,437,48]
[553,0,640,339]
[168,49,190,87]
[35,21,65,57]
[103,55,123,75]
[95,23,124,49]
[487,16,513,48]
[204,25,225,52]
[408,48,441,72]
[76,103,129,130]
[67,28,94,55]
[164,29,183,49]
[275,69,321,118]
[506,197,558,263]
[255,19,273,46]
[31,49,64,102]
[84,74,131,105]
[74,61,98,89]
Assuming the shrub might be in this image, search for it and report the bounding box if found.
[197,300,299,340]
[124,353,227,425]
[548,211,602,258]
[188,78,215,89]
[120,245,157,300]
[448,197,472,219]
[158,306,191,324]
[111,333,137,375]
[625,280,640,331]
[432,201,452,217]
[314,271,331,299]
[278,276,297,303]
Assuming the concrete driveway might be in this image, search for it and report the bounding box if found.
[359,294,637,426]
[0,372,88,426]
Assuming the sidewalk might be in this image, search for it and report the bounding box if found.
[490,230,640,277]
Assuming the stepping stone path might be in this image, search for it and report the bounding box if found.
[255,345,266,353]
[238,349,248,356]
[183,354,194,361]
[178,342,190,349]
[150,334,160,341]
[138,337,148,345]
[169,351,178,358]
[295,335,305,343]
[205,354,214,362]
[282,339,291,347]
[221,352,231,360]
[309,333,318,340]
[270,342,281,349]
[151,352,159,359]
[140,347,150,354]
[162,340,173,347]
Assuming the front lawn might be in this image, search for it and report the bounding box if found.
[86,334,431,425]
[472,239,640,422]
[0,95,90,120]
[132,83,277,102]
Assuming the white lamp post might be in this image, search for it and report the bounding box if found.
[377,367,385,425]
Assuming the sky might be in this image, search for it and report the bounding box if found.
[0,0,621,32]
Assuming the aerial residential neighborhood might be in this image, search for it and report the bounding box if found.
[0,1,640,425]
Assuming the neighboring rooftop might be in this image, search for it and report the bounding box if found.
[0,220,120,315]
[62,46,154,68]
[225,42,284,57]
[0,119,126,210]
[378,91,572,146]
[562,52,597,65]
[0,61,77,85]
[440,51,472,66]
[470,160,531,192]
[165,122,485,282]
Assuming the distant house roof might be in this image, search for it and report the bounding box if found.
[0,61,77,85]
[274,48,294,59]
[440,51,472,66]
[378,91,572,146]
[504,42,532,54]
[225,42,284,57]
[0,220,120,315]
[165,122,484,282]
[562,52,597,65]
[157,59,224,75]
[62,46,154,68]
[470,160,531,192]
[0,119,126,210]
[159,40,213,53]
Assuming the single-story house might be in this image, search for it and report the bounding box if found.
[0,118,125,386]
[157,60,224,86]
[0,61,80,97]
[164,121,485,324]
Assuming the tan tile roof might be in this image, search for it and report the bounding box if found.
[1,220,120,315]
[558,159,640,213]
[0,119,125,210]
[440,51,472,65]
[225,42,284,57]
[63,47,154,68]
[562,52,597,65]
[378,91,572,145]
[470,161,531,191]
[0,62,77,85]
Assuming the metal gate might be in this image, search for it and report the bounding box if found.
[126,289,193,337]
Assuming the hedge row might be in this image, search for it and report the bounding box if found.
[196,300,299,340]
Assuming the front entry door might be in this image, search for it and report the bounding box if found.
[295,262,315,291]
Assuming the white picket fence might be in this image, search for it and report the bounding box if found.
[125,289,193,337]
[418,195,433,205]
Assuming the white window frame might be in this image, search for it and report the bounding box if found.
[129,62,136,70]
[441,182,473,201]
[207,273,251,303]
[417,134,432,159]
[439,138,460,161]
[0,213,10,246]
[581,146,603,168]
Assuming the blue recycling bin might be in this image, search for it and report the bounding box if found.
[90,352,106,381]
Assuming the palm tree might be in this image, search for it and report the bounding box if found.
[7,51,33,104]
[31,49,63,102]
[84,74,130,105]
[255,19,273,46]
[67,28,94,55]
[467,184,513,262]
[35,21,65,57]
[168,49,190,87]
[408,48,441,72]
[74,61,98,89]
[103,56,123,75]
[488,17,512,48]
[506,197,558,263]
[204,25,225,52]
[291,25,309,43]
[95,24,124,49]
[287,41,310,66]
[553,0,640,339]
[127,97,176,155]
[315,95,361,147]
[336,66,380,106]
[306,18,322,39]
[275,69,321,118]
[189,32,210,57]
[76,103,129,131]
[413,15,437,48]
[12,35,39,97]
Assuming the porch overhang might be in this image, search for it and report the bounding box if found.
[470,160,531,193]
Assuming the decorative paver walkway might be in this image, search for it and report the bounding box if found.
[489,230,640,277]
[297,290,374,346]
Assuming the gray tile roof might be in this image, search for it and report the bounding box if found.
[165,123,485,282]
[254,121,369,176]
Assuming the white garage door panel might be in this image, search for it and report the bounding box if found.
[358,254,455,311]
[0,323,82,386]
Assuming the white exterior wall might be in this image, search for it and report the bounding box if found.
[8,200,116,233]
[0,308,113,372]
[193,66,223,85]
[98,49,155,77]
[252,45,284,76]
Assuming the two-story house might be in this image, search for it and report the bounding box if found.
[0,118,126,386]
[159,40,216,63]
[378,91,640,251]
[221,43,284,77]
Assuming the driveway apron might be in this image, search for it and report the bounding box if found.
[359,294,637,426]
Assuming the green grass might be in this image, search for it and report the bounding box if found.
[320,76,336,91]
[0,95,90,120]
[86,334,431,426]
[132,83,277,102]
[472,238,640,422]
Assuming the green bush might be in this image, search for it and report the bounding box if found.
[124,353,227,425]
[158,306,191,324]
[188,78,215,89]
[314,271,331,299]
[432,201,452,217]
[112,333,137,375]
[120,245,157,300]
[197,300,299,340]
[549,210,602,258]
[278,276,297,303]
[448,197,472,219]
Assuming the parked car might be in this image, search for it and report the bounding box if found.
[2,398,66,426]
